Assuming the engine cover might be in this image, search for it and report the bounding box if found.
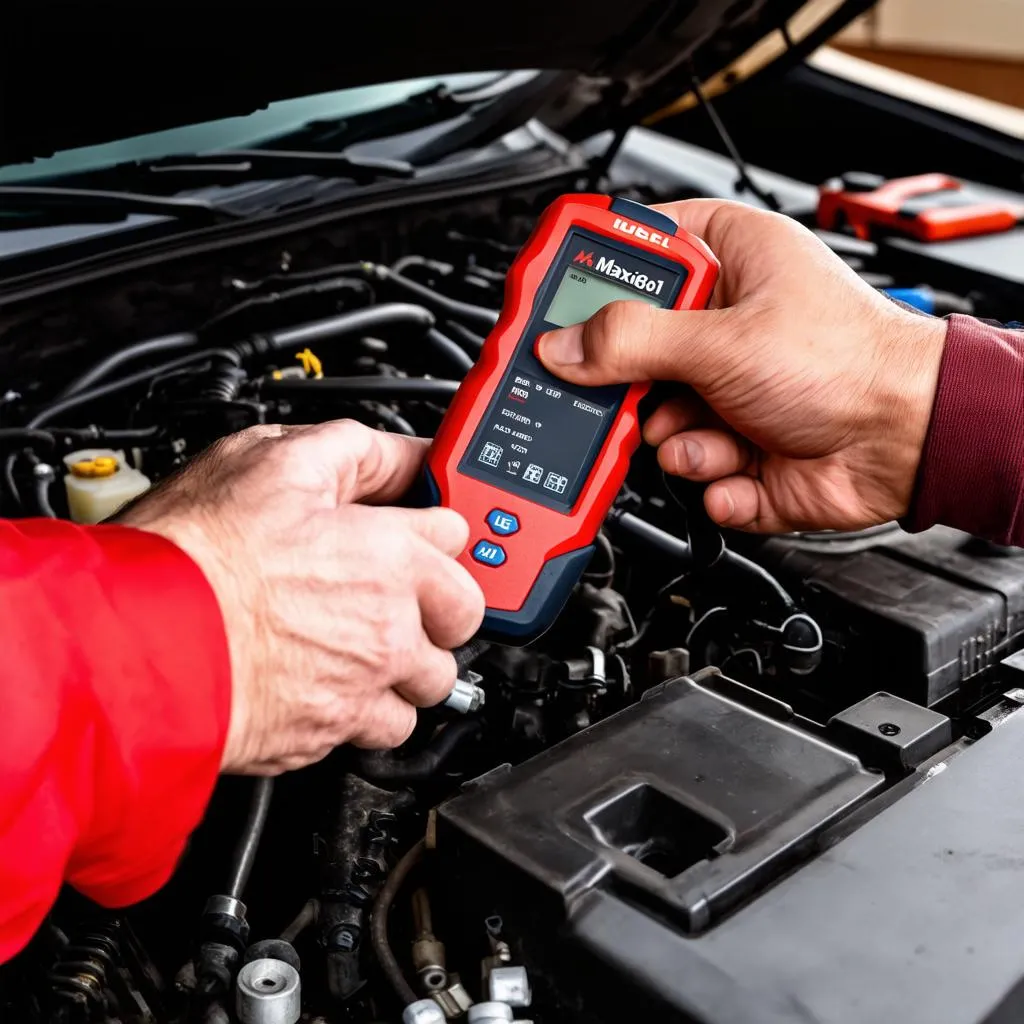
[436,671,886,1023]
[755,525,1024,707]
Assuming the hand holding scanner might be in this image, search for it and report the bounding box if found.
[424,194,719,644]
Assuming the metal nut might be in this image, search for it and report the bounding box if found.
[403,1000,447,1024]
[236,958,301,1024]
[443,677,486,714]
[467,1003,514,1023]
[488,965,532,1007]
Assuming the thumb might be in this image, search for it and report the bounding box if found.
[536,300,728,388]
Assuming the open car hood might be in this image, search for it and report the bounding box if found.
[0,0,873,167]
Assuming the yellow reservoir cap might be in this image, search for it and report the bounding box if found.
[295,348,323,378]
[70,455,119,478]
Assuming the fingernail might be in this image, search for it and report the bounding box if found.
[720,488,736,521]
[681,438,705,472]
[539,326,584,365]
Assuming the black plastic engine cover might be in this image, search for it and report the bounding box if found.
[437,671,884,1022]
[755,525,1024,708]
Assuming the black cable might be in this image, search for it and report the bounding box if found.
[228,262,367,292]
[255,303,435,354]
[200,276,371,335]
[29,348,241,429]
[226,778,274,901]
[442,320,486,353]
[32,465,57,519]
[455,639,490,674]
[426,328,474,376]
[367,405,417,436]
[57,331,198,400]
[689,75,781,212]
[356,720,482,785]
[374,267,499,331]
[370,839,423,1007]
[391,254,452,277]
[0,428,56,447]
[261,376,459,402]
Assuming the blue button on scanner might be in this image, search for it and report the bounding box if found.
[486,509,520,536]
[472,540,507,567]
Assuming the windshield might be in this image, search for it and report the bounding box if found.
[0,73,499,184]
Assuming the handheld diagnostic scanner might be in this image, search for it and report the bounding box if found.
[424,194,719,644]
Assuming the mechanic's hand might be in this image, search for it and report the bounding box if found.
[118,421,484,774]
[537,199,948,533]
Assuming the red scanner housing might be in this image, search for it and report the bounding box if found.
[425,194,719,643]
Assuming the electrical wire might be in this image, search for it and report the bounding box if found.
[426,328,474,375]
[368,404,417,436]
[370,839,424,1007]
[442,319,486,353]
[261,376,459,402]
[375,267,499,331]
[200,276,372,335]
[228,262,367,291]
[0,428,57,447]
[226,778,274,900]
[356,720,482,785]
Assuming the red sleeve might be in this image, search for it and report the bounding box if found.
[905,315,1024,545]
[0,520,231,962]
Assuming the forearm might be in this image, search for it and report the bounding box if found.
[906,315,1024,544]
[0,520,230,961]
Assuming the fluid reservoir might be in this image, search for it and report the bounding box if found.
[62,448,151,524]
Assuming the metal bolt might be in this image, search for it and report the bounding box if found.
[878,722,901,736]
[488,965,532,1007]
[403,1000,447,1024]
[443,677,486,714]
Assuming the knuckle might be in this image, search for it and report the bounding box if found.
[378,611,421,678]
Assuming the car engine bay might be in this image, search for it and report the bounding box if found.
[2,133,1024,1024]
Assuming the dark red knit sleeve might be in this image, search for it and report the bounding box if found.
[906,314,1024,544]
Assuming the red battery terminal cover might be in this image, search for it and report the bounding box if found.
[426,194,718,621]
[817,172,1024,243]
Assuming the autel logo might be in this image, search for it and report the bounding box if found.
[573,249,595,267]
[612,216,672,249]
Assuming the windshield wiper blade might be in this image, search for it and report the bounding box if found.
[256,79,508,153]
[136,149,414,183]
[0,185,242,226]
[403,70,575,165]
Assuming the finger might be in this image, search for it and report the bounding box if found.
[394,643,459,708]
[280,419,430,503]
[348,691,418,750]
[644,393,708,446]
[414,543,486,648]
[650,197,741,247]
[657,428,753,482]
[705,476,792,534]
[392,506,471,558]
[536,298,732,389]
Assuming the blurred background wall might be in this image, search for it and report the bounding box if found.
[835,0,1023,108]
